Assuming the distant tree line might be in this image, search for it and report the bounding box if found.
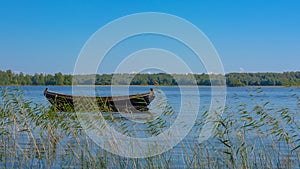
[1,70,300,86]
[0,70,72,86]
[226,72,300,87]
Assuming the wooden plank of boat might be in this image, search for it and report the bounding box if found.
[43,88,155,112]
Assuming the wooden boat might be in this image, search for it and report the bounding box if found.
[44,88,155,112]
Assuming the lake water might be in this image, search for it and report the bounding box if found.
[12,85,300,111]
[1,86,300,168]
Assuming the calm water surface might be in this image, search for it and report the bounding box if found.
[15,85,300,111]
[1,86,300,168]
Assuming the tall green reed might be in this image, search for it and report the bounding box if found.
[0,87,300,168]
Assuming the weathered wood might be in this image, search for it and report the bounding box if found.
[44,88,155,112]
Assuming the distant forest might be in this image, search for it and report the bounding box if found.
[1,70,300,87]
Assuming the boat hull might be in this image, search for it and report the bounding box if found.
[44,88,155,112]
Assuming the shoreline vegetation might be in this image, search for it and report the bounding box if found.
[1,69,300,87]
[1,86,300,168]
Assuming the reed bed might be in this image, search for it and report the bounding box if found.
[0,87,300,168]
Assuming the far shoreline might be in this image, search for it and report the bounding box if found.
[1,85,299,88]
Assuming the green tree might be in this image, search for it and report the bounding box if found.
[54,72,64,85]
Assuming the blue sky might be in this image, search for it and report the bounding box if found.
[0,0,299,74]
